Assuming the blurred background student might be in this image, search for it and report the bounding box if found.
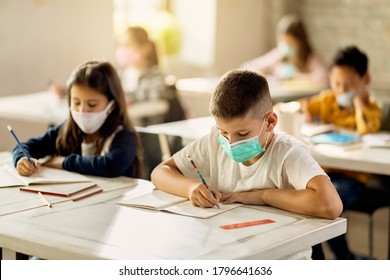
[301,46,382,259]
[115,26,166,105]
[115,25,186,126]
[240,14,327,85]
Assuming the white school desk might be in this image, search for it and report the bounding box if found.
[0,91,167,151]
[147,117,390,176]
[176,77,325,118]
[0,154,345,260]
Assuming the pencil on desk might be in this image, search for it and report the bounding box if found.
[38,192,52,208]
[72,189,103,202]
[20,188,69,197]
[187,155,220,209]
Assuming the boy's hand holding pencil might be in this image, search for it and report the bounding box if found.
[188,183,221,208]
[187,156,221,209]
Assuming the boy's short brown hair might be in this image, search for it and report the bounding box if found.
[210,70,272,119]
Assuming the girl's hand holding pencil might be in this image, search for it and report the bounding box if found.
[16,157,41,176]
[7,125,40,176]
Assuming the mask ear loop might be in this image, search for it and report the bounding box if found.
[261,115,271,151]
[105,100,116,115]
[264,131,271,151]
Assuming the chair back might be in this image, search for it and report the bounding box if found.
[163,75,187,123]
[136,127,183,180]
[379,101,390,131]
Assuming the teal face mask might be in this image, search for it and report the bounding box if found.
[217,120,270,163]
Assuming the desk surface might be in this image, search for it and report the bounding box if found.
[0,91,69,124]
[0,91,168,125]
[176,77,324,101]
[0,153,345,260]
[147,116,390,176]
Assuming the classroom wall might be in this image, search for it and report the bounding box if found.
[299,0,390,93]
[1,0,389,95]
[169,0,299,77]
[0,0,114,97]
[214,0,301,75]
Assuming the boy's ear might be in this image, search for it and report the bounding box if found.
[266,111,278,132]
[363,72,371,85]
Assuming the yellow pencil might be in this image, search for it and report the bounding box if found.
[38,192,52,208]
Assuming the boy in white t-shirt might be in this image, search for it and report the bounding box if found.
[151,70,342,226]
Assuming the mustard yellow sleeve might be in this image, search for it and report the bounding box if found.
[305,95,323,117]
[355,98,382,134]
[305,90,334,118]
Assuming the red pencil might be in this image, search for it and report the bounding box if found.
[20,188,69,197]
[72,189,103,202]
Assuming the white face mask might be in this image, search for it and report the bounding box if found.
[71,100,115,134]
[336,92,354,108]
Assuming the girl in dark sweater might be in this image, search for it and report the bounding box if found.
[13,61,143,178]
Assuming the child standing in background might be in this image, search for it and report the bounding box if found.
[302,46,382,259]
[240,14,327,85]
[13,61,143,178]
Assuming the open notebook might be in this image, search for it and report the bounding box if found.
[117,190,241,219]
[0,164,91,188]
[362,133,390,148]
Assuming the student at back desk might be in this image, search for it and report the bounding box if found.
[240,14,327,85]
[115,26,170,126]
[12,61,143,178]
[152,70,342,260]
[301,46,382,259]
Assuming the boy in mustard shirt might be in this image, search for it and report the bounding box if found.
[303,46,382,259]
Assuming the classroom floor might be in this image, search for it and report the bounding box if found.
[323,207,390,260]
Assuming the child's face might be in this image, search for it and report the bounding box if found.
[115,33,143,68]
[277,34,300,57]
[330,65,368,97]
[70,85,109,113]
[215,113,269,145]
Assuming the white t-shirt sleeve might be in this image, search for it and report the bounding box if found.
[172,133,213,182]
[282,144,327,190]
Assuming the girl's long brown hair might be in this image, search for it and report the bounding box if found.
[56,61,144,178]
[276,14,313,70]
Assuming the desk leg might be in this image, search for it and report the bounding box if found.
[388,207,390,260]
[1,248,28,260]
[2,248,16,260]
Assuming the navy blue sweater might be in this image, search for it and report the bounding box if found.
[12,124,138,178]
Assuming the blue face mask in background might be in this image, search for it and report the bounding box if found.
[218,120,270,163]
[336,92,354,108]
[278,42,297,57]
